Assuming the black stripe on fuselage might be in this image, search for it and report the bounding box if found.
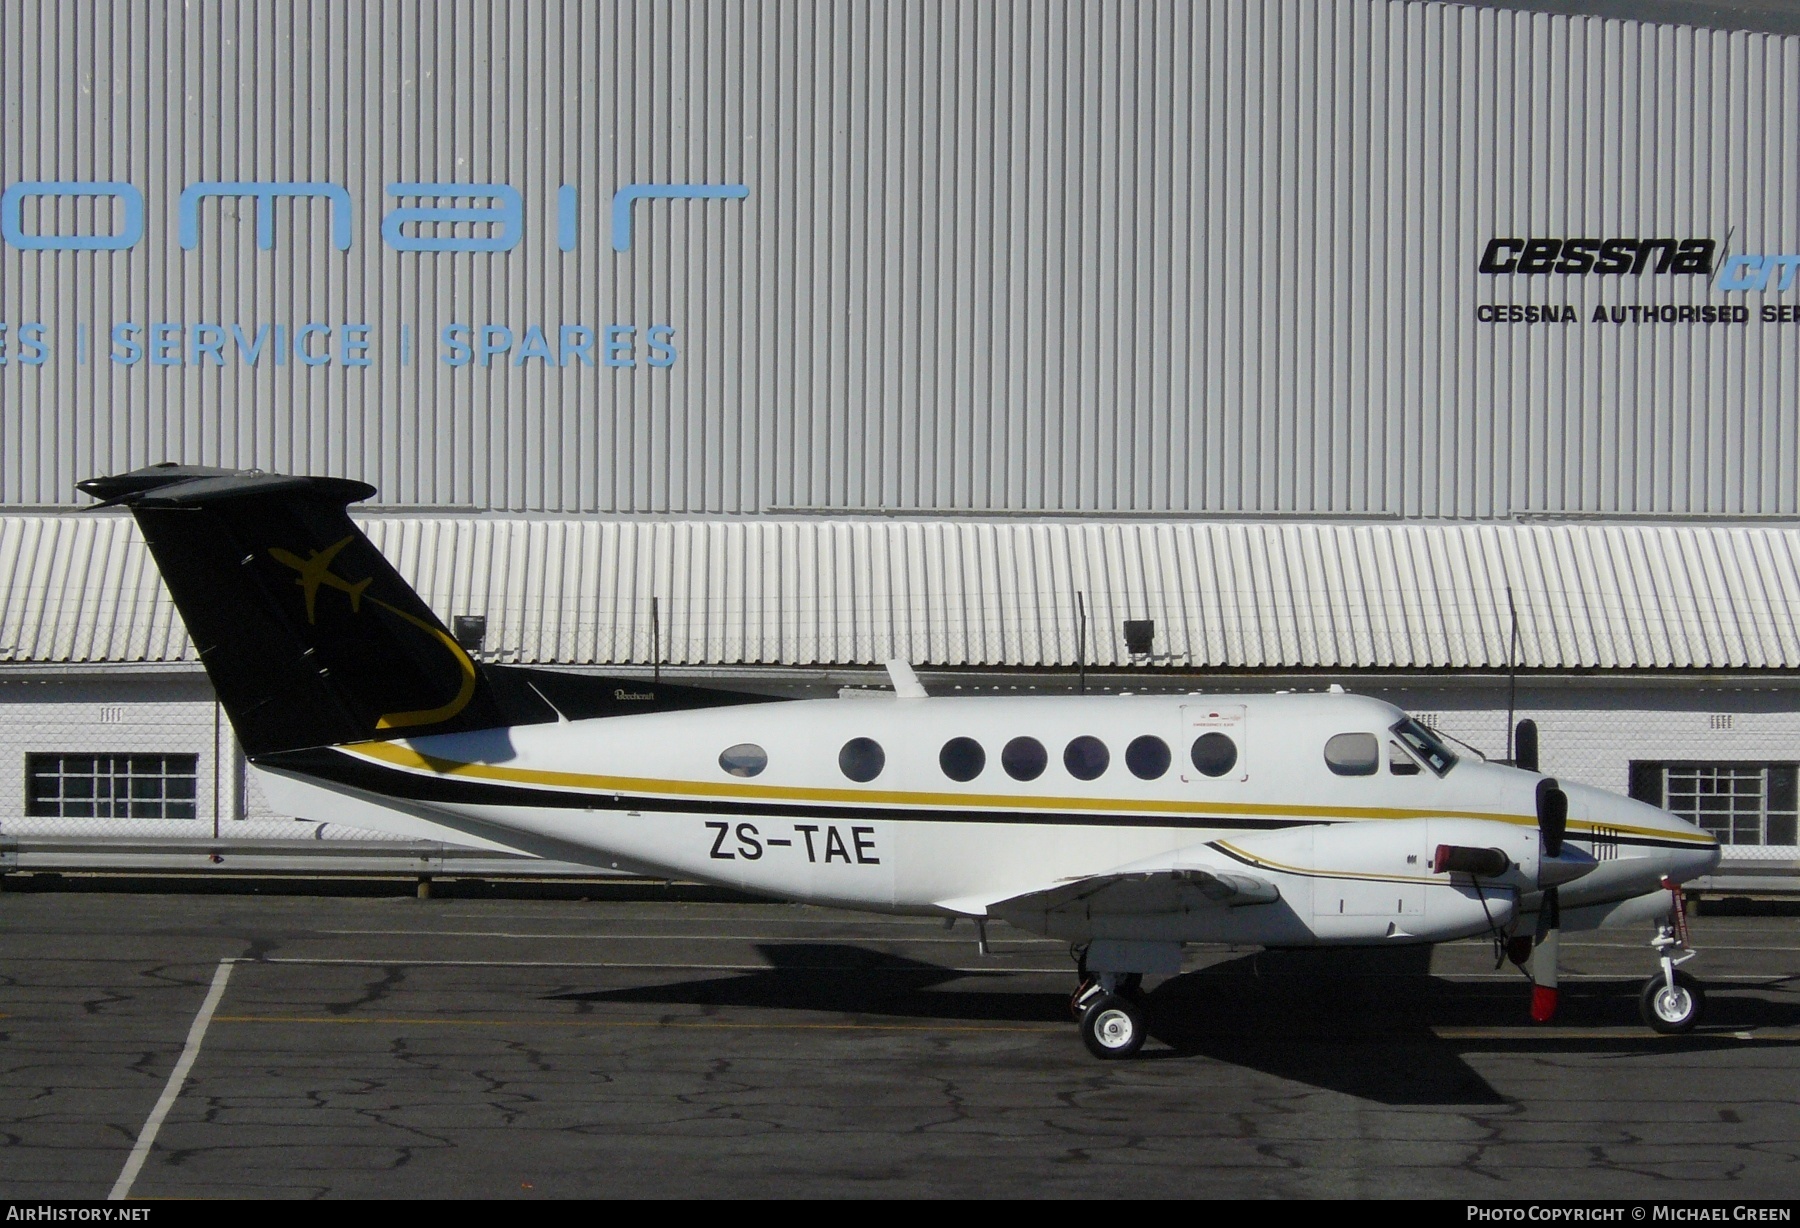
[260,745,1325,831]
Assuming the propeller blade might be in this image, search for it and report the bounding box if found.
[1537,777,1567,859]
[1531,886,1561,1023]
[1514,719,1539,772]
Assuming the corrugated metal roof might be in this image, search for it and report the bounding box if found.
[4,513,1799,673]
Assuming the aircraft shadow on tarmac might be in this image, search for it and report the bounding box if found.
[549,943,1800,1106]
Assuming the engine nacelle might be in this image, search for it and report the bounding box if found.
[1221,818,1533,943]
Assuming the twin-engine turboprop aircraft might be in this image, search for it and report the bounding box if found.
[80,464,1722,1058]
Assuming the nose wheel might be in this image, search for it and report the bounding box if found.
[1640,967,1704,1033]
[1641,877,1705,1035]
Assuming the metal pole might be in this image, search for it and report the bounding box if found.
[212,700,221,841]
[1506,585,1519,763]
[1076,592,1088,695]
[652,596,661,684]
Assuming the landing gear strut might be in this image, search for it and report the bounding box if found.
[1641,877,1705,1034]
[1072,973,1147,1059]
[1070,948,1148,1058]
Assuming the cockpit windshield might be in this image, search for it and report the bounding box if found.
[1389,717,1457,776]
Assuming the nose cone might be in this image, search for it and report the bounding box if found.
[1670,821,1723,883]
[1565,782,1720,885]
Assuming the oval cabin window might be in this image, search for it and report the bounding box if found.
[1064,735,1110,781]
[1190,732,1238,777]
[1125,735,1171,780]
[839,737,886,782]
[1324,732,1380,776]
[718,743,768,778]
[939,737,986,782]
[1002,736,1048,781]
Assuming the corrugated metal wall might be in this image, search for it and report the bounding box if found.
[8,511,1799,670]
[2,1,1797,516]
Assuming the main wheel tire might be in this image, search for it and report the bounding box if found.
[1080,993,1147,1059]
[1639,969,1704,1034]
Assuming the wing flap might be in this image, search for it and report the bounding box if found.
[952,858,1279,921]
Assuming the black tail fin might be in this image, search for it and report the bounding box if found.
[80,464,513,756]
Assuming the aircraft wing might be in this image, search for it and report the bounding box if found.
[945,853,1279,920]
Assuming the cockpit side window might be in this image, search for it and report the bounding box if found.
[1323,732,1380,776]
[1390,717,1457,776]
[1388,740,1422,776]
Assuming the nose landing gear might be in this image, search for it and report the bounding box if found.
[1640,877,1705,1035]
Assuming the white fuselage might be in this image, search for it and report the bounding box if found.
[263,691,1720,947]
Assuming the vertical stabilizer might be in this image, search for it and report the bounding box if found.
[79,464,509,756]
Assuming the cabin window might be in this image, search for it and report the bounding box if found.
[717,743,768,778]
[1125,735,1171,780]
[1189,732,1237,778]
[1323,732,1380,776]
[1388,740,1421,776]
[1064,736,1110,781]
[939,737,986,782]
[838,737,886,783]
[1002,736,1048,781]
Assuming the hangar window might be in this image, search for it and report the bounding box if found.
[1002,736,1048,782]
[1630,762,1797,847]
[26,753,198,820]
[1064,736,1110,781]
[1125,735,1171,780]
[718,743,768,778]
[1189,732,1237,778]
[839,737,886,783]
[939,737,985,782]
[1324,732,1380,776]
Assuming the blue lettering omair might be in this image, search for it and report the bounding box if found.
[0,181,143,250]
[0,178,747,254]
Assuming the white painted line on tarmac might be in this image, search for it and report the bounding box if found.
[109,958,236,1201]
[316,930,1800,952]
[244,957,1790,983]
[254,956,1070,973]
[317,928,1059,944]
[1433,1026,1800,1041]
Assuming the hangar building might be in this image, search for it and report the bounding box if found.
[1,0,1797,883]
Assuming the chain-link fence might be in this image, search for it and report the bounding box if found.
[0,682,434,847]
[1418,705,1800,867]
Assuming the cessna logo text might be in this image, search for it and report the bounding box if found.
[1479,238,1716,276]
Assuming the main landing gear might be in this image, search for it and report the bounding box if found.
[1640,877,1704,1034]
[1070,950,1148,1059]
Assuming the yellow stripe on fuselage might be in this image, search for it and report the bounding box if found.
[339,738,1714,846]
[1214,839,1443,884]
